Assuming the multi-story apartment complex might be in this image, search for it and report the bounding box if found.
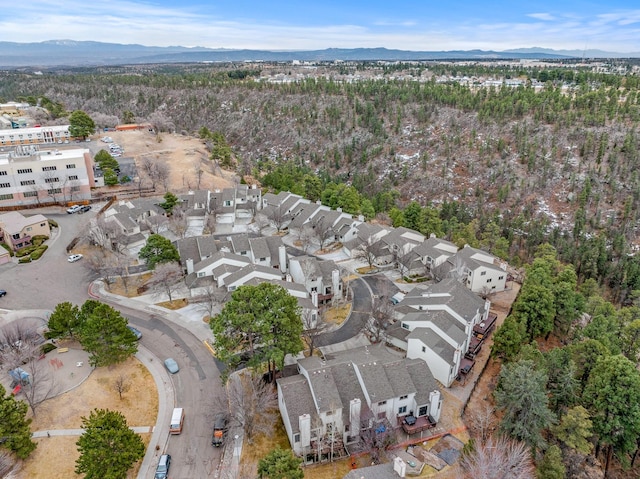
[0,125,72,146]
[0,145,95,207]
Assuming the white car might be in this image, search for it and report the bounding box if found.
[68,254,83,263]
[66,205,82,214]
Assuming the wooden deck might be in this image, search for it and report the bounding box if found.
[400,415,437,435]
[473,312,498,339]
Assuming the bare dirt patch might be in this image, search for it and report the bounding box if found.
[102,130,237,194]
[461,283,521,436]
[20,357,157,479]
[324,303,352,326]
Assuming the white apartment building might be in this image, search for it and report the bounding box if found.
[0,125,72,146]
[0,145,95,206]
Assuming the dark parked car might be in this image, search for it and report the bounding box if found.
[212,412,228,446]
[78,205,91,213]
[0,290,6,297]
[154,454,171,479]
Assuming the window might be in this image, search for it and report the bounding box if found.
[197,272,205,277]
[401,322,409,330]
[0,183,10,188]
[45,177,59,183]
[68,175,78,180]
[399,395,408,400]
[17,168,33,174]
[421,346,426,353]
[47,188,61,194]
[418,405,428,417]
[66,164,76,169]
[378,400,386,406]
[71,185,80,192]
[23,191,38,197]
[20,180,35,186]
[259,257,266,262]
[486,278,492,283]
[499,275,504,280]
[26,227,32,232]
[480,271,486,276]
[0,194,13,200]
[0,171,6,176]
[398,406,407,414]
[294,433,300,443]
[42,166,57,171]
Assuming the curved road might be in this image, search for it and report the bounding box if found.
[0,209,225,479]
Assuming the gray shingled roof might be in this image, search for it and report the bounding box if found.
[289,203,323,228]
[413,236,457,259]
[277,375,318,435]
[223,263,282,287]
[195,250,250,273]
[407,327,456,362]
[450,244,504,273]
[406,358,439,407]
[230,234,251,254]
[402,278,485,323]
[249,237,270,260]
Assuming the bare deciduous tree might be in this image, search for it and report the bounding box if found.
[301,309,328,357]
[167,207,189,239]
[265,204,290,233]
[146,214,168,234]
[194,282,221,320]
[113,374,130,400]
[465,404,498,442]
[223,371,278,444]
[0,322,58,416]
[457,436,535,479]
[367,293,394,343]
[0,450,16,478]
[353,237,383,269]
[148,262,184,303]
[295,225,314,253]
[312,216,334,250]
[250,213,270,235]
[155,162,171,192]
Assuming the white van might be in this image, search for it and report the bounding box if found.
[169,407,184,435]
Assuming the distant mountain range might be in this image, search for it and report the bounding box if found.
[0,40,638,68]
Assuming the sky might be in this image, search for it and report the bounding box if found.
[2,1,640,53]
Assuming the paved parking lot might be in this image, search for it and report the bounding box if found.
[0,208,99,311]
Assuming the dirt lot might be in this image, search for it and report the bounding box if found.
[18,357,157,479]
[461,283,520,438]
[97,129,237,194]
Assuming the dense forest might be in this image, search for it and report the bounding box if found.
[3,60,639,301]
[3,60,640,476]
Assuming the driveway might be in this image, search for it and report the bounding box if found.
[317,277,373,346]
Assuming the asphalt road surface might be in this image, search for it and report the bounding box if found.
[0,208,225,478]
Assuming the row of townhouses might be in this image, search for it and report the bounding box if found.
[91,189,506,462]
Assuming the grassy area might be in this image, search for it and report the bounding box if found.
[105,273,153,297]
[324,303,352,326]
[156,298,189,309]
[239,418,290,478]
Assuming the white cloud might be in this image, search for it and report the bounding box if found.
[1,2,640,53]
[527,13,556,21]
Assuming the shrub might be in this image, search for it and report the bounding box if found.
[18,256,31,263]
[41,343,57,354]
[48,219,58,228]
[31,235,49,246]
[30,245,48,260]
[0,242,14,256]
[16,246,37,257]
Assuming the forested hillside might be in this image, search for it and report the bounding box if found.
[2,61,640,302]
